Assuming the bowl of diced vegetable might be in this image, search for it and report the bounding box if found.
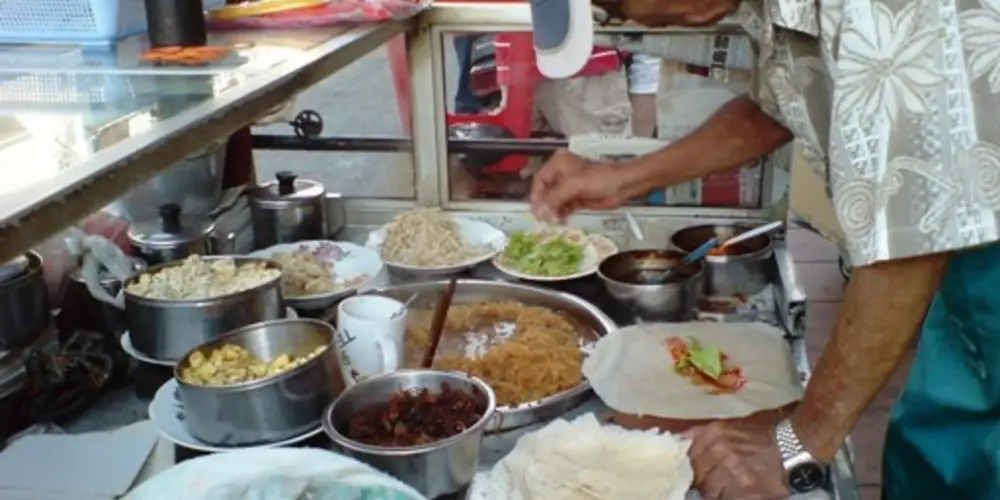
[492,227,618,282]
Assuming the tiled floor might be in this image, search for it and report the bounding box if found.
[787,227,915,500]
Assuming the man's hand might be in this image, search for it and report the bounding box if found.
[529,150,628,222]
[622,0,739,27]
[688,421,788,499]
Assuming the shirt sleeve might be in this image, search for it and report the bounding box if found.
[739,0,1000,267]
[626,54,661,95]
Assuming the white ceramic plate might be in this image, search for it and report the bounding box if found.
[120,308,299,367]
[365,216,506,275]
[148,379,323,453]
[493,229,619,282]
[249,241,385,309]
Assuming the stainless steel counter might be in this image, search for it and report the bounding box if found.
[0,21,412,262]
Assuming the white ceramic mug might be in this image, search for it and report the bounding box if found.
[335,295,407,385]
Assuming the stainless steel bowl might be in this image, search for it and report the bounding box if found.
[0,251,50,349]
[125,256,285,362]
[323,370,496,498]
[597,250,705,321]
[176,318,346,446]
[670,224,773,297]
[364,279,616,431]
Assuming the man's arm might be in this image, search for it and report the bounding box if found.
[615,95,793,198]
[791,254,948,461]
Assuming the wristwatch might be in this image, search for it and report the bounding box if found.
[774,419,827,493]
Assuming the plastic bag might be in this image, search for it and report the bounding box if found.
[125,448,427,500]
[34,211,132,303]
[206,0,428,31]
[70,233,135,309]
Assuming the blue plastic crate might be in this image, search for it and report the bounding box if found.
[0,0,223,46]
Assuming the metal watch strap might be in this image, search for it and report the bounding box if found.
[774,419,810,462]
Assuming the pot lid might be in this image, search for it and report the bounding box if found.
[127,203,215,249]
[247,171,325,208]
[0,255,29,283]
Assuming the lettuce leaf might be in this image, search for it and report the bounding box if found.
[501,231,584,276]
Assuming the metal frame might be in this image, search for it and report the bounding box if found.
[322,3,787,224]
[0,21,411,263]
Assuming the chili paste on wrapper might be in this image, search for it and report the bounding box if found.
[347,383,485,447]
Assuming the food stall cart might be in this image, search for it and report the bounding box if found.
[0,3,861,498]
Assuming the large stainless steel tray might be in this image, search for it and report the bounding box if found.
[363,279,617,432]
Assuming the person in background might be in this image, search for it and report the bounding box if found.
[533,47,660,139]
[529,0,1000,498]
[625,53,659,137]
[453,35,493,114]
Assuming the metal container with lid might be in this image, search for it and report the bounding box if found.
[0,255,29,283]
[127,203,222,265]
[0,252,50,349]
[670,224,773,298]
[248,171,326,250]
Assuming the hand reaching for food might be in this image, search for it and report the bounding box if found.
[529,150,627,223]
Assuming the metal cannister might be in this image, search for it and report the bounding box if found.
[323,370,497,498]
[127,204,220,265]
[176,319,346,446]
[247,171,327,250]
[115,143,226,223]
[124,257,285,362]
[0,252,50,349]
[671,224,773,298]
[597,250,705,322]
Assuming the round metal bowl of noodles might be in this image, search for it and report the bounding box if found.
[359,279,617,431]
[248,240,386,310]
[364,208,506,276]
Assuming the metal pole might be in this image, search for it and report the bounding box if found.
[251,135,569,156]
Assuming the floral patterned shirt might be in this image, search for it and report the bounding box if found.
[737,0,1000,267]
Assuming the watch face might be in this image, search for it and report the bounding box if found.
[789,462,825,492]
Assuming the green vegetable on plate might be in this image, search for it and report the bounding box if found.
[501,231,585,277]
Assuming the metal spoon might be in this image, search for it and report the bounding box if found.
[653,221,785,283]
[718,220,785,250]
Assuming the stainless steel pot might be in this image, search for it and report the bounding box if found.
[0,252,50,349]
[127,203,228,265]
[176,318,345,445]
[116,143,226,222]
[248,171,326,250]
[125,257,285,362]
[597,249,705,321]
[670,224,773,297]
[323,370,496,498]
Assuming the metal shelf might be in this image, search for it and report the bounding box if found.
[0,21,412,262]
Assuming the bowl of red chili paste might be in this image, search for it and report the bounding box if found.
[322,369,496,497]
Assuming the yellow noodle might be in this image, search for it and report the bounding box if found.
[406,300,585,406]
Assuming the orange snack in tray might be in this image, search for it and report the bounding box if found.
[141,45,232,66]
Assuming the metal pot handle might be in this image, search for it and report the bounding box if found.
[485,411,505,433]
[80,255,125,310]
[209,231,237,254]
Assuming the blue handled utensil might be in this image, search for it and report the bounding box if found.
[654,221,785,283]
